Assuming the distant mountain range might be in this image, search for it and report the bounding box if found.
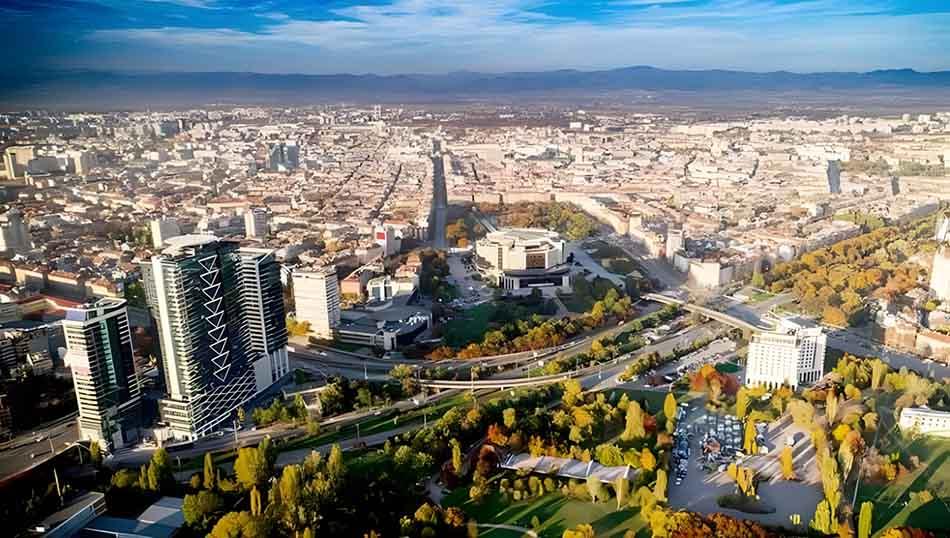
[3,66,950,108]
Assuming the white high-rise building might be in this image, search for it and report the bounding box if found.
[244,207,268,239]
[293,267,341,339]
[931,245,950,301]
[0,208,32,255]
[745,318,827,389]
[67,150,96,176]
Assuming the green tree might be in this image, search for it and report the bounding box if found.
[203,452,216,490]
[858,501,873,538]
[183,490,223,531]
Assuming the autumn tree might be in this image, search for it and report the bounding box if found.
[663,392,677,433]
[563,523,596,538]
[183,490,223,531]
[827,391,840,425]
[858,501,873,538]
[736,387,750,420]
[640,448,657,472]
[612,476,629,509]
[235,447,268,490]
[743,419,758,455]
[780,446,796,480]
[622,400,646,441]
[208,511,269,538]
[503,407,517,430]
[203,452,216,490]
[654,469,668,502]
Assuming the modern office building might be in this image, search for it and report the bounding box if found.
[292,267,341,339]
[143,235,288,440]
[244,207,268,239]
[63,298,142,449]
[827,160,841,194]
[266,142,299,172]
[899,407,950,437]
[745,318,827,389]
[931,245,950,301]
[474,228,570,291]
[665,227,685,261]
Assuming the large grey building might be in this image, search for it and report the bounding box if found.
[63,298,142,449]
[143,235,288,440]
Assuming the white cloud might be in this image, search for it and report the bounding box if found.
[143,0,219,8]
[84,0,950,73]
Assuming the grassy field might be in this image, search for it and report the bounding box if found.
[443,303,496,347]
[857,435,950,536]
[443,485,649,538]
[586,241,640,276]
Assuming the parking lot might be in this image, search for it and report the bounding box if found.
[446,252,494,307]
[669,408,823,528]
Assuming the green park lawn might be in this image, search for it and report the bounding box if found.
[857,436,950,536]
[443,303,497,347]
[444,484,649,538]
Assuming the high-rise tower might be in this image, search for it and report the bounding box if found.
[143,235,288,440]
[63,298,142,449]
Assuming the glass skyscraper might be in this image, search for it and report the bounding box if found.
[143,235,288,440]
[64,298,142,449]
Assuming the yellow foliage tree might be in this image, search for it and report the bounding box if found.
[780,446,796,480]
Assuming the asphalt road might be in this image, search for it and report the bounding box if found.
[0,415,80,480]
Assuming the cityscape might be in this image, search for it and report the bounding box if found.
[1,1,949,538]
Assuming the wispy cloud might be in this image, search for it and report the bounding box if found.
[80,0,950,73]
[143,0,219,9]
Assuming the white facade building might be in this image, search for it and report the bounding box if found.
[932,245,950,301]
[899,407,950,437]
[474,228,570,291]
[293,267,341,339]
[745,318,827,389]
[244,207,269,239]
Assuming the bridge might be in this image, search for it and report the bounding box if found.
[642,292,771,332]
[418,369,580,390]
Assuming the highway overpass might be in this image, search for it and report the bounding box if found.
[642,292,771,332]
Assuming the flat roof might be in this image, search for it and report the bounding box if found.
[161,234,219,256]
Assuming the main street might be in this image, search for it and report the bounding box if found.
[0,413,79,481]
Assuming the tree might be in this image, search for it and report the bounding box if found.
[743,419,758,455]
[203,452,217,490]
[871,360,887,390]
[208,511,269,538]
[827,391,839,425]
[328,443,345,481]
[640,448,657,472]
[277,465,302,528]
[823,306,848,327]
[586,475,604,504]
[111,468,139,489]
[250,486,262,517]
[89,441,102,466]
[736,387,750,420]
[237,406,246,425]
[390,364,417,395]
[612,476,629,509]
[858,501,873,538]
[726,463,756,497]
[780,446,796,480]
[183,490,224,531]
[654,469,668,502]
[563,523,596,538]
[235,447,268,490]
[451,438,463,475]
[811,499,838,535]
[563,379,583,407]
[663,392,677,433]
[146,448,173,492]
[622,401,646,441]
[503,407,517,430]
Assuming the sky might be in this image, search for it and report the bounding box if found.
[3,0,950,75]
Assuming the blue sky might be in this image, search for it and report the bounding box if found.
[3,0,950,75]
